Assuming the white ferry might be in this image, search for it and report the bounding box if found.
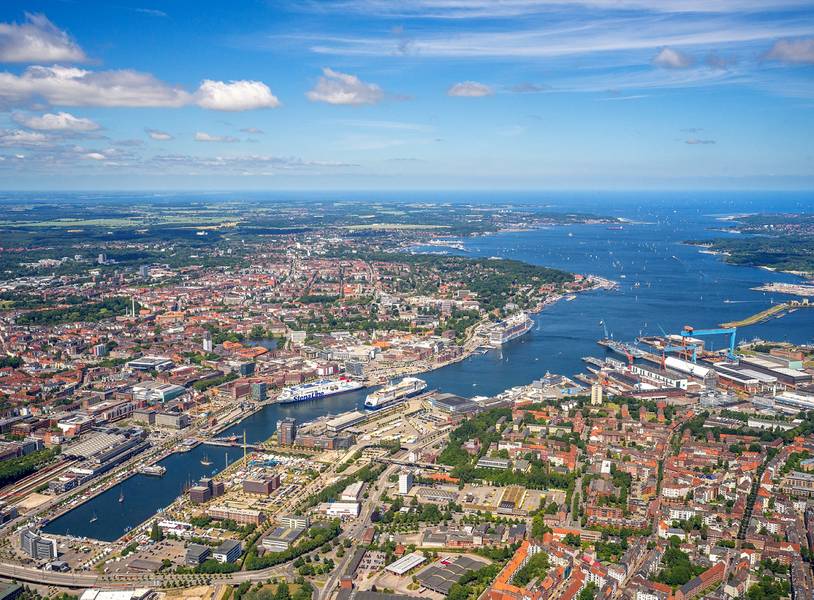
[277,377,364,404]
[488,312,534,346]
[364,377,427,410]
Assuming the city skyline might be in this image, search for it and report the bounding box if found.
[0,1,812,190]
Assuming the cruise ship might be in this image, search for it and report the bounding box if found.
[277,377,364,404]
[364,377,427,410]
[488,312,534,346]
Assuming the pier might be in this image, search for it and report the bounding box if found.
[721,299,812,328]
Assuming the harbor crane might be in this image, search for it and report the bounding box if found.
[657,324,699,366]
[681,325,738,362]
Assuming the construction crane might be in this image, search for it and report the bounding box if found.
[657,324,698,365]
[681,325,738,361]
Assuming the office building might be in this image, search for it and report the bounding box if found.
[251,382,267,401]
[213,540,242,563]
[399,470,414,495]
[280,514,309,529]
[20,528,57,561]
[278,417,296,446]
[185,544,211,566]
[202,332,213,353]
[591,383,604,406]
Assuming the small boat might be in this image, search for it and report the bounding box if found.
[89,512,97,523]
[200,453,212,467]
[118,490,124,503]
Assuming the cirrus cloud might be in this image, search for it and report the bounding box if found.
[13,111,100,131]
[195,79,280,111]
[306,68,384,105]
[447,81,493,97]
[0,13,85,63]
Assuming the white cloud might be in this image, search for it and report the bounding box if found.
[194,131,239,143]
[0,67,280,112]
[0,65,191,107]
[0,129,50,147]
[685,138,716,144]
[0,13,85,63]
[447,81,493,97]
[653,47,694,68]
[82,152,106,160]
[766,38,814,64]
[306,68,384,105]
[13,111,100,131]
[241,127,264,134]
[195,80,280,111]
[146,128,173,141]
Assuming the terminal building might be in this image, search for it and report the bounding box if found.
[326,411,367,434]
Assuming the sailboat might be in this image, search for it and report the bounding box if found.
[200,453,212,467]
[89,511,98,523]
[118,489,124,503]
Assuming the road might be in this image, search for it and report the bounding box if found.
[318,463,398,600]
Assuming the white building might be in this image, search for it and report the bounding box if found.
[321,502,361,518]
[591,384,603,406]
[341,481,365,502]
[399,470,414,495]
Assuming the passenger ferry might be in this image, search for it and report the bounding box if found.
[364,377,427,410]
[488,312,534,346]
[277,377,364,404]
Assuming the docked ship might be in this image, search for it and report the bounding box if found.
[277,377,364,404]
[488,312,534,346]
[364,377,427,410]
[138,465,167,477]
[597,339,646,359]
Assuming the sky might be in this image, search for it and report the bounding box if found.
[0,0,812,191]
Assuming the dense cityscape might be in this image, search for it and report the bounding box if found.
[0,196,811,600]
[1,2,814,600]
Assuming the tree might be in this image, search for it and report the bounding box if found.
[274,581,290,600]
[150,521,164,542]
[578,582,598,600]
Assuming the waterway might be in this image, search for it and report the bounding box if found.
[43,191,814,540]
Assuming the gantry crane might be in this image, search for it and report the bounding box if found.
[681,325,738,362]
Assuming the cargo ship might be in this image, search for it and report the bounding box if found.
[488,312,534,346]
[364,377,427,410]
[277,377,364,404]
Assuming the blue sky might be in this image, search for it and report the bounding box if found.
[0,0,812,190]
